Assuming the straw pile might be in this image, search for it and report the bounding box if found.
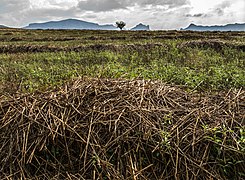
[0,78,244,179]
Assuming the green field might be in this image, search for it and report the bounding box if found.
[0,29,244,179]
[0,29,244,93]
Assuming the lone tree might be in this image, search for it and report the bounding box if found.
[116,21,126,30]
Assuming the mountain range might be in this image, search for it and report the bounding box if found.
[182,23,245,31]
[24,19,151,31]
[131,23,150,31]
[24,19,118,30]
[1,19,245,31]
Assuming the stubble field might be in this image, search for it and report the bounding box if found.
[0,29,244,179]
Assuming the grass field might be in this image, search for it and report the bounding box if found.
[0,29,244,93]
[0,29,244,179]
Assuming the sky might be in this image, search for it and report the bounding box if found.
[0,0,244,29]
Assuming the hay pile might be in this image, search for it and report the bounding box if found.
[0,78,244,179]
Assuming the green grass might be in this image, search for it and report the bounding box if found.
[0,29,244,93]
[1,47,244,93]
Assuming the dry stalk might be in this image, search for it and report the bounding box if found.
[0,78,244,179]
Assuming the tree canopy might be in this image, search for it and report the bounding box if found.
[116,21,126,30]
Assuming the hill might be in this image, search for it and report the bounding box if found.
[182,23,245,31]
[24,19,117,30]
[0,25,9,28]
[131,23,150,31]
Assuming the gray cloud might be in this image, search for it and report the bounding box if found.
[78,0,126,12]
[0,0,31,27]
[77,0,190,12]
[28,7,77,19]
[137,0,190,8]
[208,1,232,16]
[185,1,232,19]
[0,0,30,13]
[214,8,224,16]
[186,13,204,17]
[209,1,231,16]
[219,0,232,9]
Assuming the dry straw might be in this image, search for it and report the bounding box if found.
[0,78,244,179]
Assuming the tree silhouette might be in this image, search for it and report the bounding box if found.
[116,21,126,30]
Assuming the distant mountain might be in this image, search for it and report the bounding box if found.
[24,19,117,30]
[182,23,245,31]
[0,25,9,28]
[131,23,150,31]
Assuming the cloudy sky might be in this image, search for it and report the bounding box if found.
[0,0,244,29]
